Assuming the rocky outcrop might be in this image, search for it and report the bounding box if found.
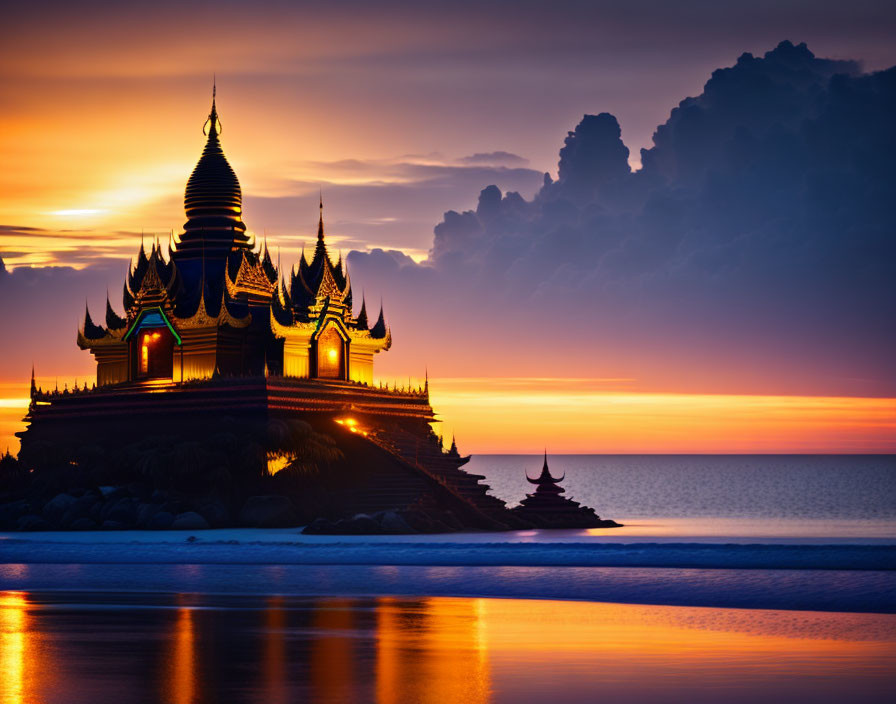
[238,495,299,528]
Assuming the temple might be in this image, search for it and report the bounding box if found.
[77,89,389,387]
[12,87,617,534]
[511,453,620,529]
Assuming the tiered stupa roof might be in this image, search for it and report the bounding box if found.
[511,453,616,528]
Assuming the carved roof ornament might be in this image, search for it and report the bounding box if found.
[226,252,275,300]
[178,283,250,330]
[316,259,344,302]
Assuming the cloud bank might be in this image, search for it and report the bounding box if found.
[348,42,896,395]
[2,41,894,398]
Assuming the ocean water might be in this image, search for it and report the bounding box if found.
[2,592,895,704]
[468,454,896,539]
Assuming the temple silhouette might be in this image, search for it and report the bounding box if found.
[14,88,617,532]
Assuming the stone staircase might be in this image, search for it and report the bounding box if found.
[367,426,530,530]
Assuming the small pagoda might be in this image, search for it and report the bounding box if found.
[512,453,621,529]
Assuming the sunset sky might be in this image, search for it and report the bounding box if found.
[1,0,895,453]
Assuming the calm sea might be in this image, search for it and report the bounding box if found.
[467,454,896,539]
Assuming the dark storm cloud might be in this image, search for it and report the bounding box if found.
[349,42,896,395]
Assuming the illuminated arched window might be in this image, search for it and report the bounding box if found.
[316,325,344,379]
[136,328,175,380]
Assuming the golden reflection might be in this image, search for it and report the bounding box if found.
[310,599,357,702]
[477,599,896,675]
[166,605,196,704]
[0,592,27,704]
[375,597,490,704]
[262,596,287,704]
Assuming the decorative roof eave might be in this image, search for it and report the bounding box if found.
[347,328,392,351]
[177,285,215,329]
[77,327,127,349]
[311,311,351,342]
[269,308,315,339]
[122,306,183,345]
[219,288,252,328]
[181,284,251,330]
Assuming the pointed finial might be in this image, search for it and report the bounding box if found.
[318,189,325,241]
[204,78,221,137]
[424,367,429,395]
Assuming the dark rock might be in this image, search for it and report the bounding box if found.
[342,514,381,534]
[136,502,160,528]
[101,520,126,530]
[302,517,332,534]
[89,501,103,522]
[60,495,99,528]
[0,500,32,529]
[379,510,415,534]
[42,493,77,525]
[196,499,230,528]
[100,486,127,502]
[172,512,209,530]
[163,499,188,516]
[148,511,175,530]
[239,495,298,528]
[150,490,168,503]
[69,517,98,530]
[17,514,50,531]
[104,498,137,527]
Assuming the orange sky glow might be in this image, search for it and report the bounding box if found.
[1,377,893,455]
[2,3,894,455]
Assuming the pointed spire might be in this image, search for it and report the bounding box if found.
[356,294,369,329]
[82,300,104,338]
[424,368,429,396]
[370,301,387,339]
[105,291,126,330]
[448,435,459,457]
[204,77,221,137]
[30,364,36,398]
[317,190,325,242]
[527,451,565,486]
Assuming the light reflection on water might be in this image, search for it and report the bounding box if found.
[1,591,895,703]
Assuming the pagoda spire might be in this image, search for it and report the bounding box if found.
[30,364,36,398]
[204,77,221,138]
[527,451,565,486]
[317,190,325,242]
